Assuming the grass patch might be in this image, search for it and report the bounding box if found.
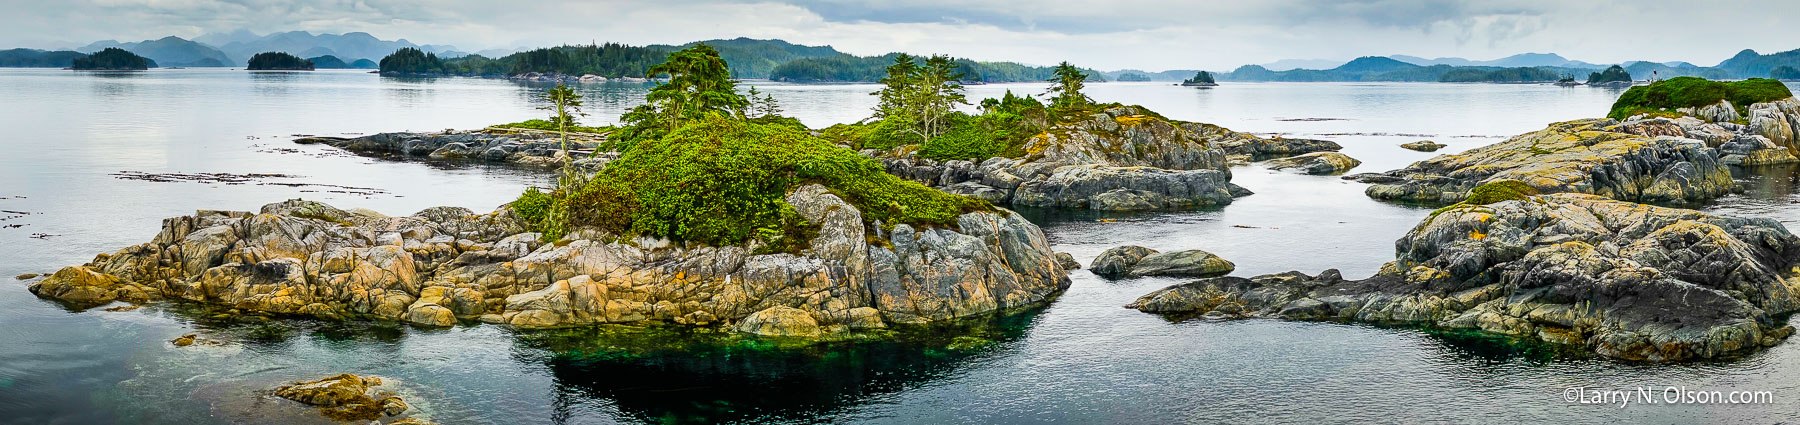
[1431,180,1539,217]
[1607,77,1793,120]
[493,119,614,134]
[514,114,993,249]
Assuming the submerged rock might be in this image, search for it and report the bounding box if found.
[30,188,1070,338]
[1399,140,1446,152]
[14,273,38,280]
[1264,152,1361,175]
[1352,119,1734,206]
[1091,246,1234,279]
[1129,192,1800,362]
[874,106,1252,211]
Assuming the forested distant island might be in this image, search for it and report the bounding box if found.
[376,37,1105,82]
[246,52,314,70]
[71,48,154,70]
[1113,48,1800,83]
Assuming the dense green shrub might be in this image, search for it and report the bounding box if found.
[1607,77,1794,120]
[919,112,1036,161]
[516,114,991,247]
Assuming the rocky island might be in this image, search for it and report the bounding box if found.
[295,123,614,170]
[33,116,1071,339]
[71,47,154,70]
[1130,181,1800,362]
[246,51,314,71]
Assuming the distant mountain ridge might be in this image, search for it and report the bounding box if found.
[205,30,461,66]
[79,36,232,67]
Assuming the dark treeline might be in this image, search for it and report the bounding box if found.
[377,38,1105,82]
[72,47,154,70]
[769,53,1107,83]
[0,48,87,67]
[246,52,313,70]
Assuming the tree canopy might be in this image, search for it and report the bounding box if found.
[1184,71,1216,84]
[72,47,153,70]
[1045,62,1091,108]
[247,52,313,70]
[615,44,750,144]
[1587,65,1632,84]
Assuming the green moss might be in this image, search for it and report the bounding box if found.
[516,114,992,248]
[1607,77,1794,120]
[493,119,613,134]
[1431,180,1538,216]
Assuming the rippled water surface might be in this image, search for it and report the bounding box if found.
[3,69,1799,424]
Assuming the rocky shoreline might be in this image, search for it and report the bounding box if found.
[29,185,1071,338]
[1352,97,1800,206]
[870,106,1344,211]
[1129,186,1800,362]
[296,127,615,171]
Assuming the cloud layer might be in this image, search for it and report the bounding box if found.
[4,0,1796,70]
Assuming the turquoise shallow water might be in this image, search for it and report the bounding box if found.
[2,69,1798,423]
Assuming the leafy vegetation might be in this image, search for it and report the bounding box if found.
[72,48,153,70]
[1045,62,1091,108]
[872,54,967,144]
[492,119,612,134]
[1606,77,1794,120]
[614,44,749,146]
[246,52,313,70]
[519,114,991,247]
[1586,65,1631,84]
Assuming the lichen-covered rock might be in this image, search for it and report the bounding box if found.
[737,306,823,337]
[873,105,1252,211]
[1188,124,1342,160]
[1264,152,1361,175]
[31,188,1070,338]
[1400,140,1446,152]
[1353,119,1733,206]
[1090,245,1233,279]
[1129,193,1800,362]
[1054,252,1081,270]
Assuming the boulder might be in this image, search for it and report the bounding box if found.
[1399,140,1446,152]
[272,373,410,421]
[1091,246,1233,279]
[31,190,1070,339]
[1129,192,1800,362]
[1054,252,1081,270]
[737,306,823,337]
[1264,152,1361,175]
[1353,119,1733,206]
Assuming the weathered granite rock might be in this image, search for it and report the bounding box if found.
[272,373,409,421]
[1054,252,1081,270]
[1352,119,1734,206]
[1400,140,1446,152]
[873,106,1252,211]
[1129,193,1800,362]
[1264,152,1361,175]
[30,187,1070,338]
[297,129,616,171]
[1184,123,1342,160]
[1091,245,1234,279]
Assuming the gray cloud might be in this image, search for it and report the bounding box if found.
[1,0,1796,71]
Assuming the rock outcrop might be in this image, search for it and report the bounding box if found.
[30,186,1071,338]
[873,106,1253,211]
[297,128,615,170]
[272,373,410,421]
[1264,152,1361,175]
[1352,119,1735,206]
[1090,245,1234,279]
[1400,140,1446,152]
[1129,192,1800,362]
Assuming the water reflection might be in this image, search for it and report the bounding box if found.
[517,311,1044,424]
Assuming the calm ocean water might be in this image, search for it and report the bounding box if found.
[2,68,1797,424]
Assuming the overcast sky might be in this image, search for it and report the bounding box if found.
[5,0,1797,70]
